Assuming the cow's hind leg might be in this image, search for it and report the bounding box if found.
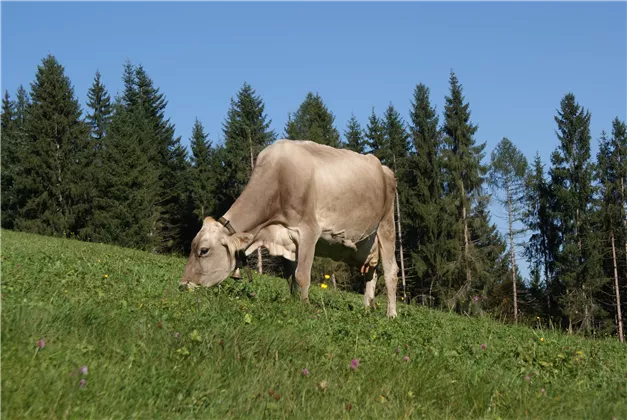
[364,269,378,309]
[378,213,399,318]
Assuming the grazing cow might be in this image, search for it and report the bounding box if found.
[179,140,399,317]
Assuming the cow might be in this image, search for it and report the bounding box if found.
[179,139,399,317]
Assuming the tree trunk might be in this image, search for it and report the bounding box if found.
[248,134,263,275]
[461,181,471,289]
[395,187,407,301]
[622,177,626,268]
[391,154,406,301]
[611,230,624,343]
[506,180,518,323]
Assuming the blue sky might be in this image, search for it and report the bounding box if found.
[2,1,626,272]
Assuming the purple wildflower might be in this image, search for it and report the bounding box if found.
[524,375,530,382]
[541,388,546,395]
[174,332,180,339]
[80,366,88,376]
[480,343,487,350]
[350,359,360,370]
[403,355,410,362]
[37,339,45,349]
[79,379,86,388]
[473,295,479,302]
[301,368,309,377]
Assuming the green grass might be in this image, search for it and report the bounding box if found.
[1,229,626,419]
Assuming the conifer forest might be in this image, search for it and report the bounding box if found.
[2,54,626,342]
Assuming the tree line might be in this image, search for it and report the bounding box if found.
[2,54,625,341]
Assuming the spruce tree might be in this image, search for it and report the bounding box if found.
[15,54,91,237]
[382,103,411,298]
[217,82,277,272]
[1,91,18,229]
[597,119,627,342]
[343,113,365,154]
[14,85,29,128]
[285,92,340,148]
[2,90,15,127]
[406,83,447,305]
[89,61,159,250]
[549,93,605,334]
[610,118,627,270]
[189,118,217,221]
[85,70,112,147]
[524,153,556,317]
[175,118,216,254]
[126,64,186,253]
[441,71,488,308]
[218,82,276,214]
[364,108,387,163]
[489,137,528,322]
[4,85,30,229]
[468,194,509,315]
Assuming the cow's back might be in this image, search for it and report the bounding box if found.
[256,140,393,244]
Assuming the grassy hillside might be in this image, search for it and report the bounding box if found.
[1,229,626,419]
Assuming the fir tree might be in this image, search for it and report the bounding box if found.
[343,113,365,154]
[285,92,340,148]
[15,54,91,237]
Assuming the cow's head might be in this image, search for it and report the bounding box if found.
[179,217,253,289]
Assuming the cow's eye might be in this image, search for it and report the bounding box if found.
[199,247,209,256]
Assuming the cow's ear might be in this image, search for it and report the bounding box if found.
[225,232,254,252]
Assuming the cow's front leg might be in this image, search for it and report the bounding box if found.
[364,269,378,309]
[294,225,320,303]
[281,258,298,297]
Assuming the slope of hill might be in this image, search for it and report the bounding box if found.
[1,229,626,419]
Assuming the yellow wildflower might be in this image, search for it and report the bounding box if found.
[536,316,540,320]
[98,259,101,263]
[540,337,545,342]
[321,283,328,289]
[104,274,109,279]
[324,274,330,280]
[576,350,583,356]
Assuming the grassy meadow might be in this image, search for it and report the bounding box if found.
[1,229,626,419]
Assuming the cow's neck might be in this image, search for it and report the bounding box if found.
[223,197,271,237]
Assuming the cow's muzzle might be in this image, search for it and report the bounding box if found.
[178,281,198,292]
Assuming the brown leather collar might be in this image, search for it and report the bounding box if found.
[218,217,236,235]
